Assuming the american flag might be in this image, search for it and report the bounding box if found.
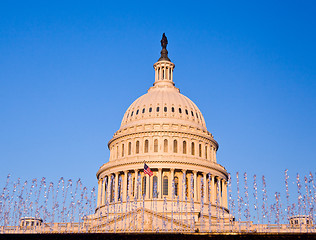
[144,163,153,177]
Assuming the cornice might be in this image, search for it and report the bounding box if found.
[96,158,227,179]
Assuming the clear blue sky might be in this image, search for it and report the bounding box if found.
[0,0,315,206]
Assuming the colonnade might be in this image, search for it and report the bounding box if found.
[154,61,174,82]
[97,168,228,209]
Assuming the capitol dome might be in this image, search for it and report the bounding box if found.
[119,36,207,131]
[94,34,230,231]
[120,80,207,131]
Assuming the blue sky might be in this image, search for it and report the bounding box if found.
[0,0,315,211]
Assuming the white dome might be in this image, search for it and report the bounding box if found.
[120,82,207,131]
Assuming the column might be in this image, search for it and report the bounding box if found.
[159,66,162,80]
[101,178,106,205]
[151,171,154,198]
[97,179,102,207]
[129,172,133,198]
[211,175,215,204]
[180,169,186,201]
[215,177,219,205]
[123,171,128,202]
[218,177,222,205]
[181,169,188,201]
[146,174,150,199]
[134,169,138,199]
[115,172,119,202]
[140,171,144,198]
[158,168,162,199]
[193,171,198,202]
[223,180,227,208]
[203,173,207,203]
[107,175,111,202]
[171,66,173,81]
[170,168,175,198]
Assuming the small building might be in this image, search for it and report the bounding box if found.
[19,217,43,228]
[289,215,313,226]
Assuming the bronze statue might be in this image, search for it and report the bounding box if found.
[161,33,168,49]
[158,33,170,61]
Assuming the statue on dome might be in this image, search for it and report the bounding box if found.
[161,33,168,49]
[158,33,170,61]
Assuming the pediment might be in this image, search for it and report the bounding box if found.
[92,208,192,232]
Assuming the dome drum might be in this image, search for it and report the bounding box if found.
[107,131,218,163]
